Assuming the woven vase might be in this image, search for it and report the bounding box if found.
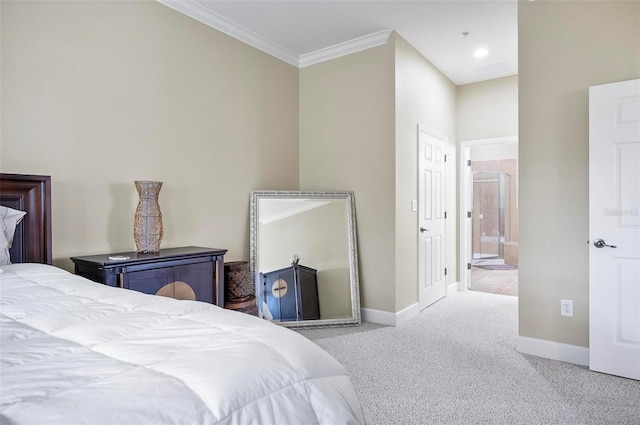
[224,261,253,302]
[134,181,163,253]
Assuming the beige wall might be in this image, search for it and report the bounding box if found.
[457,75,518,142]
[394,34,457,310]
[14,0,629,347]
[299,34,458,314]
[518,0,639,347]
[299,42,397,312]
[1,1,300,269]
[2,1,457,318]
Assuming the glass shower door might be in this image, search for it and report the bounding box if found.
[472,172,510,261]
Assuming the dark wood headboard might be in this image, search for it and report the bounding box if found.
[0,173,52,264]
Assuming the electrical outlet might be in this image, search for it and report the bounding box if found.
[561,299,573,317]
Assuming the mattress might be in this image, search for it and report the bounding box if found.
[0,263,368,425]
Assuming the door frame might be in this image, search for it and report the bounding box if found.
[459,136,518,290]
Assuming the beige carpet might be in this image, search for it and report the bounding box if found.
[299,291,640,425]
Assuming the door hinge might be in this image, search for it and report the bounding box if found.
[444,211,447,219]
[444,154,448,162]
[467,263,472,270]
[467,159,472,167]
[467,211,472,218]
[444,268,448,276]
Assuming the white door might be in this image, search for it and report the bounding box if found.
[418,125,446,310]
[589,79,640,380]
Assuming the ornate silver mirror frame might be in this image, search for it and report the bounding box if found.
[250,190,361,328]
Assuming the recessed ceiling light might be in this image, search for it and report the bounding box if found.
[474,48,488,58]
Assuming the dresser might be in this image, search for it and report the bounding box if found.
[71,246,227,306]
[260,264,319,321]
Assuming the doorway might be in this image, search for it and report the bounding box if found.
[472,171,511,262]
[459,137,518,296]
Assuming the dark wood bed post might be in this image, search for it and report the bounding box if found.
[0,173,52,264]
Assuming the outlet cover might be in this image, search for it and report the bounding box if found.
[561,299,574,317]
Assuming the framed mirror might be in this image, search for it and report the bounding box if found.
[250,190,361,328]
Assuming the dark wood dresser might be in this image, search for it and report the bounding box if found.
[261,264,319,321]
[71,246,227,306]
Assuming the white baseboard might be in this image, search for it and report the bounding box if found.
[362,283,461,326]
[361,302,420,327]
[516,336,589,366]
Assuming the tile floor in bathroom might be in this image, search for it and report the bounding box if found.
[470,259,518,297]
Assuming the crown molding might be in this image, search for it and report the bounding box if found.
[299,30,393,68]
[156,1,392,68]
[156,0,300,66]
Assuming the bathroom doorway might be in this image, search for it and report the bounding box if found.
[459,138,518,296]
[472,171,511,262]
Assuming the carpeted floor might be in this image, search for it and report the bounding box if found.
[298,291,640,425]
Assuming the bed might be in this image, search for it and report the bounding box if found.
[0,173,368,425]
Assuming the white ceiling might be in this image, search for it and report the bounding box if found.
[158,0,518,86]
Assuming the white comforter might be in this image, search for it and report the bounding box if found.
[0,263,368,425]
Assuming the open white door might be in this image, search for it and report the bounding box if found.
[418,125,446,310]
[589,79,640,380]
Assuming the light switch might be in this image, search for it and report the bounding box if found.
[411,200,417,211]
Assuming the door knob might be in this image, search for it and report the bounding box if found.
[594,239,617,249]
[420,227,428,233]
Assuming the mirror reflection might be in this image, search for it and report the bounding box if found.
[250,191,361,328]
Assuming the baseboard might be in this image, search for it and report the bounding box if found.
[362,285,461,327]
[516,336,589,367]
[361,302,420,327]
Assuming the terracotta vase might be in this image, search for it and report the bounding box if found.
[134,181,163,253]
